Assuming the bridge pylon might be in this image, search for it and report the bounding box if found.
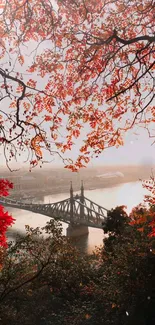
[70,181,74,222]
[80,181,84,219]
[67,181,89,237]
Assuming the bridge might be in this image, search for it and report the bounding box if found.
[0,183,108,237]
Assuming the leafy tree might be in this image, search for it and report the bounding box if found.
[0,179,14,247]
[132,177,155,236]
[102,205,129,251]
[99,205,155,325]
[0,220,96,325]
[0,208,155,325]
[0,0,154,169]
[103,205,128,236]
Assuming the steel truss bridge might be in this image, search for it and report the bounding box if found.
[0,183,108,229]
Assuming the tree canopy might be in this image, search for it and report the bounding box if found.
[0,208,155,325]
[0,179,14,247]
[0,0,154,170]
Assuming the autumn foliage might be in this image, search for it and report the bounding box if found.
[0,211,154,324]
[0,180,14,247]
[0,0,154,170]
[129,177,155,238]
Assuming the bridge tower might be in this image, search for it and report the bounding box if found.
[80,181,84,219]
[67,181,89,237]
[70,181,74,222]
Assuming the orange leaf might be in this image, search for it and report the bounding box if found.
[45,115,52,121]
[18,55,24,66]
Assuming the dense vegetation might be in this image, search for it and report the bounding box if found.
[0,204,154,324]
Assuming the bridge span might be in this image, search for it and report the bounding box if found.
[0,183,108,237]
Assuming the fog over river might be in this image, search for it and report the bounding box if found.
[7,181,148,254]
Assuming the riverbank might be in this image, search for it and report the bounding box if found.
[10,177,139,199]
[5,164,152,199]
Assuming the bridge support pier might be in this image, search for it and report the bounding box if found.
[66,224,89,237]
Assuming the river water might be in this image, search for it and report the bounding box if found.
[7,181,148,253]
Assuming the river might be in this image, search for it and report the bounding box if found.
[7,181,148,253]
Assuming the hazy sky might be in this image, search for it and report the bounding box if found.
[1,125,155,169]
[91,126,155,167]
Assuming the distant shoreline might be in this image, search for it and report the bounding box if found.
[10,178,142,200]
[7,164,152,199]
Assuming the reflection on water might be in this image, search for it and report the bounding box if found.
[7,181,148,254]
[85,181,147,213]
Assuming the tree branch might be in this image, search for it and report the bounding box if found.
[107,60,155,102]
